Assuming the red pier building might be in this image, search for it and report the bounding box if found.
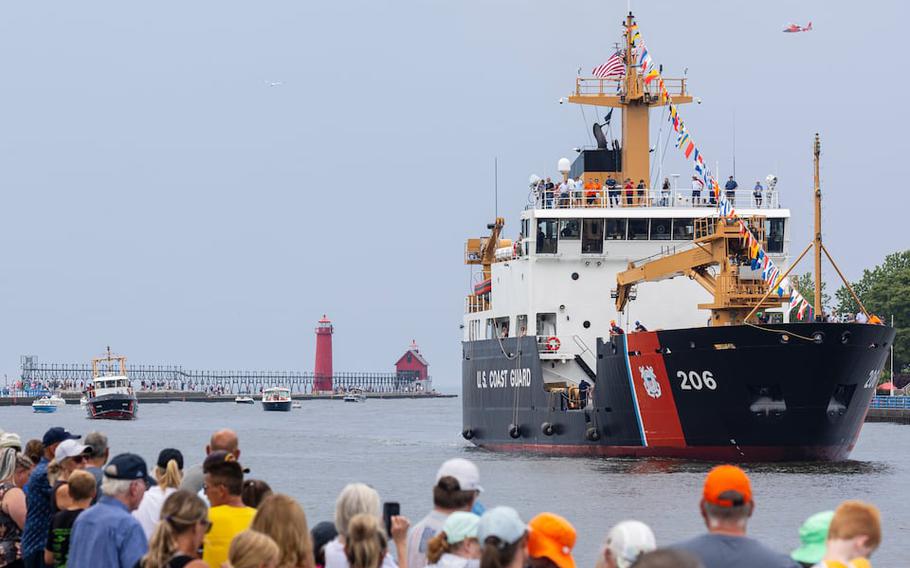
[314,315,334,392]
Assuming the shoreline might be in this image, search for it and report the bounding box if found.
[0,390,457,406]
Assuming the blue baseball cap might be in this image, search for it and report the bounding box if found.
[103,453,151,485]
[42,427,80,447]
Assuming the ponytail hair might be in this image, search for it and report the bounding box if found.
[426,531,451,565]
[0,448,17,481]
[141,490,208,568]
[228,530,280,568]
[480,534,526,568]
[155,459,183,490]
[345,513,387,568]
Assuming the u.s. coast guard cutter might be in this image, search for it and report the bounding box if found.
[460,14,894,461]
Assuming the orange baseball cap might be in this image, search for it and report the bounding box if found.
[528,513,576,568]
[703,465,752,507]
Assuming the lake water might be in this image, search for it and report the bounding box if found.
[4,398,907,567]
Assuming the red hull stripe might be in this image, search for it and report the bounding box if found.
[626,332,687,447]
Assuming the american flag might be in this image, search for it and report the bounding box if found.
[592,52,625,78]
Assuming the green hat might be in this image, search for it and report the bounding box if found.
[791,511,834,565]
[443,511,480,545]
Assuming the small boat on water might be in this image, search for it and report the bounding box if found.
[262,387,292,412]
[291,402,302,409]
[32,395,66,413]
[343,389,366,403]
[235,396,255,404]
[84,347,139,420]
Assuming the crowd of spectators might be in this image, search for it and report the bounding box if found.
[0,426,883,568]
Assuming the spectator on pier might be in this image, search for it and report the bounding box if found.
[68,453,150,568]
[134,448,184,539]
[790,511,834,568]
[180,429,241,495]
[312,522,339,568]
[724,176,738,206]
[602,520,656,568]
[0,447,33,567]
[477,507,527,568]
[345,514,387,568]
[137,490,209,568]
[48,439,91,513]
[242,480,274,509]
[21,427,80,568]
[228,530,280,568]
[425,512,480,568]
[818,500,881,568]
[629,550,702,568]
[251,493,315,568]
[83,431,109,501]
[326,483,409,568]
[407,459,482,568]
[202,451,256,568]
[691,176,704,205]
[671,465,798,568]
[44,469,95,568]
[527,512,576,568]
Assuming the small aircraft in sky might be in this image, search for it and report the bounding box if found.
[782,22,812,33]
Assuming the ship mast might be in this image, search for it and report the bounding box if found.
[567,12,692,188]
[813,134,822,318]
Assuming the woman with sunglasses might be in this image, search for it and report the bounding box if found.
[0,443,34,568]
[139,490,209,568]
[47,440,90,513]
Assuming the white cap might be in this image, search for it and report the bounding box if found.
[436,458,483,492]
[604,520,656,568]
[54,439,90,462]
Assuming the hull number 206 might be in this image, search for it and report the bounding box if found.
[677,370,717,390]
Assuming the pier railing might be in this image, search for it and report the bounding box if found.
[870,395,910,409]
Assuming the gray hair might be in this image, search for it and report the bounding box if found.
[335,483,380,539]
[101,476,134,497]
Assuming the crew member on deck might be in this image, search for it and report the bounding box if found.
[610,320,625,335]
[691,176,704,205]
[606,175,619,207]
[578,379,591,408]
[724,176,738,206]
[634,320,648,333]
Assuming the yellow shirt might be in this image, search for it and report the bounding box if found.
[203,504,257,568]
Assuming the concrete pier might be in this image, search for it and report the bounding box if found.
[0,390,456,406]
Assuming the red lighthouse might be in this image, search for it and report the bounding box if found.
[314,315,334,393]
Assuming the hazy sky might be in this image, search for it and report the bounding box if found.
[1,1,907,390]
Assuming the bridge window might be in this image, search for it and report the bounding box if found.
[672,218,694,240]
[650,218,671,240]
[605,218,627,240]
[559,219,580,239]
[628,218,649,240]
[767,218,785,253]
[536,313,557,336]
[582,219,604,253]
[536,219,558,254]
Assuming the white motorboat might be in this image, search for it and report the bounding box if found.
[343,389,366,403]
[235,396,255,404]
[32,394,66,413]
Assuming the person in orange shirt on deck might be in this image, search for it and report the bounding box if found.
[584,178,598,206]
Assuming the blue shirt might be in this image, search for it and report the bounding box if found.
[67,496,148,568]
[21,457,52,557]
[672,533,798,568]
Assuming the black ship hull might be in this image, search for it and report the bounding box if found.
[262,401,292,411]
[86,393,138,420]
[462,323,894,461]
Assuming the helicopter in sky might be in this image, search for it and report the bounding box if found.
[782,22,813,33]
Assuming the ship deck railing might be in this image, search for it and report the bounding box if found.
[574,76,688,99]
[529,189,780,210]
[465,294,490,314]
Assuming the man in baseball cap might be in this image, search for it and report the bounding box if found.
[672,465,798,568]
[527,512,576,568]
[407,458,482,568]
[602,520,656,568]
[67,453,150,568]
[21,428,81,566]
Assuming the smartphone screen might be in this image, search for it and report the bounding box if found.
[382,502,400,536]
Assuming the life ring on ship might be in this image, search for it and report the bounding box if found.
[546,337,561,351]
